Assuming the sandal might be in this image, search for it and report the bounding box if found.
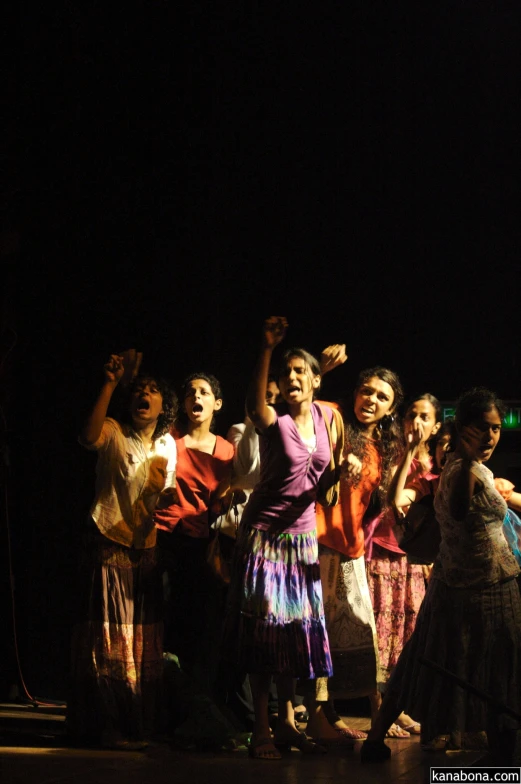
[248,736,282,760]
[396,713,421,735]
[335,727,368,740]
[274,731,327,755]
[360,739,392,763]
[385,723,411,739]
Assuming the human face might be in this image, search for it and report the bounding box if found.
[354,376,395,429]
[404,399,441,443]
[434,433,451,472]
[265,380,281,407]
[184,378,222,425]
[461,407,502,463]
[278,357,320,405]
[131,380,164,427]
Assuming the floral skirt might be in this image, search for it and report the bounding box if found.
[366,544,426,689]
[222,525,333,679]
[390,576,521,737]
[67,523,164,744]
[318,546,379,698]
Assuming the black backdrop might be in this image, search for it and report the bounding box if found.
[1,2,520,698]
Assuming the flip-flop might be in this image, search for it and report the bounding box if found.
[385,723,411,739]
[396,714,421,734]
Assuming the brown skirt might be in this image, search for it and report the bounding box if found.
[67,522,164,745]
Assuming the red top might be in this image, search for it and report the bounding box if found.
[316,439,382,559]
[154,435,234,538]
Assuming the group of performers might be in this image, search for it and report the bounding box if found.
[66,317,521,765]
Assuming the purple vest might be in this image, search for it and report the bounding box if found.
[242,402,332,534]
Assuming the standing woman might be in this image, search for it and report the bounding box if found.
[306,368,404,742]
[363,388,521,764]
[154,372,234,686]
[364,394,442,731]
[223,317,334,760]
[68,354,178,750]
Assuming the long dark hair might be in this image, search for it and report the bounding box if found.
[344,366,404,499]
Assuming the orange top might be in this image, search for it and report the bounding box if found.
[316,438,381,559]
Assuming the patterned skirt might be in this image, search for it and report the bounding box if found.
[67,522,164,744]
[318,546,379,698]
[366,544,426,689]
[222,525,333,679]
[391,576,521,737]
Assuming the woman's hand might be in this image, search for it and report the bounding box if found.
[119,349,143,386]
[459,424,482,463]
[103,354,125,385]
[320,344,348,375]
[342,452,363,479]
[407,420,426,453]
[262,316,288,350]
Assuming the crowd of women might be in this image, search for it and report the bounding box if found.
[66,318,521,765]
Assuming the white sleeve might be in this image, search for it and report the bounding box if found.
[227,421,260,479]
[163,435,177,489]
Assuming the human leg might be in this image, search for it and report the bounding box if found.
[249,673,281,760]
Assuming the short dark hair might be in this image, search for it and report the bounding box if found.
[177,372,224,433]
[125,373,178,440]
[455,387,506,427]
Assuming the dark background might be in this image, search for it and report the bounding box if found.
[1,2,520,699]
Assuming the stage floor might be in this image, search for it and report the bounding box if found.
[0,701,490,784]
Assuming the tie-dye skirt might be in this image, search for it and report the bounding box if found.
[222,524,333,679]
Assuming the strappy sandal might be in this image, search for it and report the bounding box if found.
[396,713,421,735]
[274,731,327,755]
[385,723,411,738]
[248,737,282,760]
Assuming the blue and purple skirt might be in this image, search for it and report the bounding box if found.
[222,524,333,679]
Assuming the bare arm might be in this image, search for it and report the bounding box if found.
[448,424,482,521]
[508,492,521,513]
[388,420,425,511]
[246,317,287,433]
[80,354,125,446]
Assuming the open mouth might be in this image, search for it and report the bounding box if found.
[135,398,150,412]
[361,407,375,415]
[192,403,203,414]
[287,385,300,394]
